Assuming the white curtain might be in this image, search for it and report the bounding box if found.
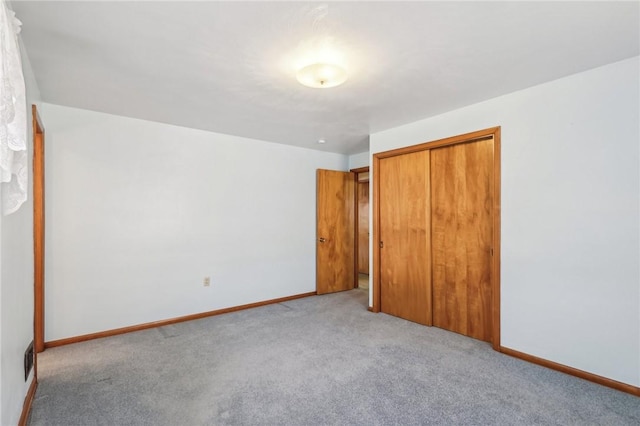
[0,0,26,216]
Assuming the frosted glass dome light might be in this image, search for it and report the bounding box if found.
[296,63,347,88]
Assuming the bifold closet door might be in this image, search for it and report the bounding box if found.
[430,138,494,342]
[379,150,431,326]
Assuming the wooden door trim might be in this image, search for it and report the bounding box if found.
[492,128,502,350]
[33,104,45,354]
[372,126,501,349]
[350,166,369,174]
[372,156,381,311]
[374,127,499,159]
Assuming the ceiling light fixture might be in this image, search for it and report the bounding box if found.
[297,63,347,89]
[317,139,326,144]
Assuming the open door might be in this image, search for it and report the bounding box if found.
[316,169,355,295]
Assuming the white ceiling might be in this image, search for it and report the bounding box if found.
[11,1,640,155]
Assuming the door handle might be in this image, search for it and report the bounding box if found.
[318,237,326,243]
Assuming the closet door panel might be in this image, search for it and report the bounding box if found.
[431,138,493,342]
[379,151,431,325]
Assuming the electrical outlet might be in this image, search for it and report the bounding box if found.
[203,276,210,287]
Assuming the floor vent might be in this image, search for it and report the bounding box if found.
[24,341,34,381]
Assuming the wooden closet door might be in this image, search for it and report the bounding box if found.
[431,138,494,342]
[379,151,431,325]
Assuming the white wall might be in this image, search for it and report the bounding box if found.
[40,104,347,341]
[0,34,41,426]
[348,151,370,170]
[370,57,640,387]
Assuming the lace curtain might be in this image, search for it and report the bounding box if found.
[0,0,26,215]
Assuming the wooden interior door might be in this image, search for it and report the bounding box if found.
[431,138,494,342]
[316,169,355,295]
[379,151,431,325]
[357,181,369,274]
